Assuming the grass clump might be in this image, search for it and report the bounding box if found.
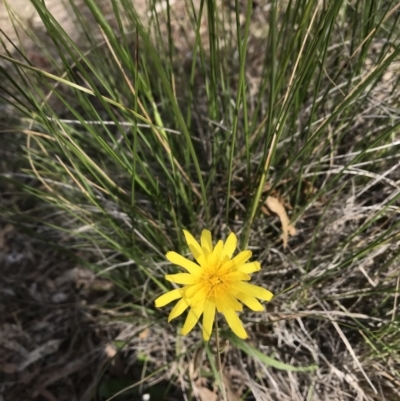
[1,0,400,400]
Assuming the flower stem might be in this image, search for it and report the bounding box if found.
[215,318,227,401]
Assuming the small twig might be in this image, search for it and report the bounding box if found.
[392,275,400,322]
[331,319,377,394]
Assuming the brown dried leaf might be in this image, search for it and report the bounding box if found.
[139,327,150,339]
[196,386,218,401]
[104,343,117,358]
[222,368,242,401]
[265,196,296,248]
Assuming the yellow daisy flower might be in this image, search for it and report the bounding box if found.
[155,229,273,341]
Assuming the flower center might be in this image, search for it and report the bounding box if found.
[201,269,228,299]
[208,274,222,287]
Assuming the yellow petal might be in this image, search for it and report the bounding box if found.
[237,261,261,274]
[181,302,205,336]
[218,260,235,275]
[191,286,209,306]
[155,289,183,307]
[185,282,204,298]
[223,309,248,339]
[200,229,213,256]
[166,251,202,275]
[221,232,237,260]
[207,239,223,266]
[165,273,196,285]
[202,300,216,341]
[223,271,251,282]
[216,293,243,312]
[213,239,224,257]
[168,298,190,321]
[235,292,264,311]
[232,250,252,267]
[232,282,274,301]
[183,230,205,265]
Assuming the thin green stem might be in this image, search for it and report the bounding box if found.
[215,318,227,401]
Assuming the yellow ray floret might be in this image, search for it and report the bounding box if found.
[155,229,274,341]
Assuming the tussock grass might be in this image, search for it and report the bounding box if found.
[1,0,400,400]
